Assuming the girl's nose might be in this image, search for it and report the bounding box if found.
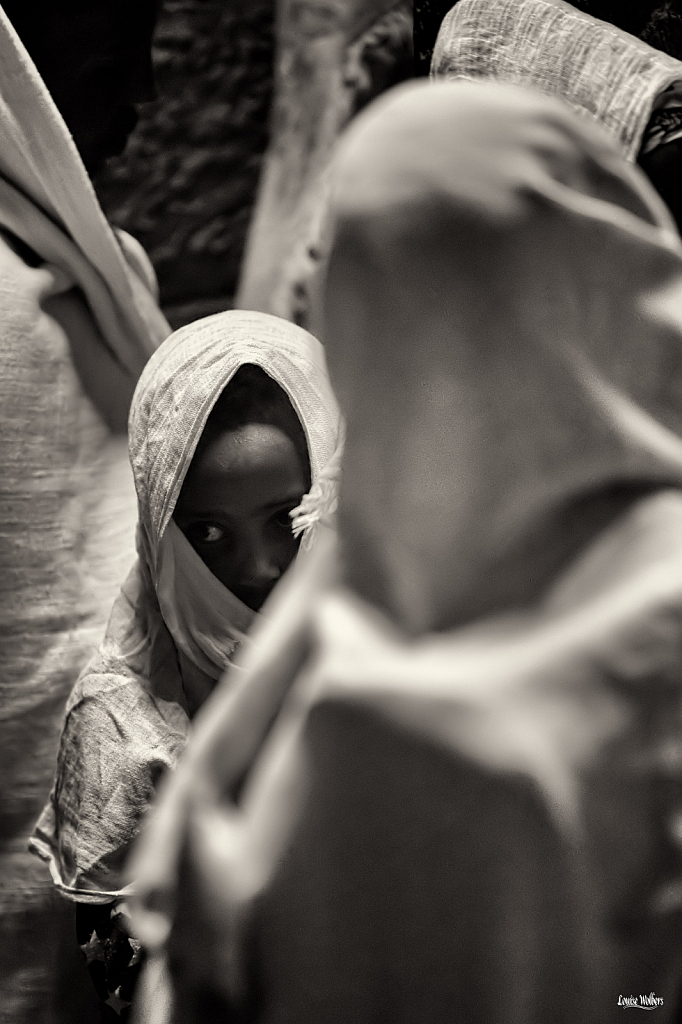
[241,537,281,588]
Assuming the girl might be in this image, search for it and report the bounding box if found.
[31,308,341,1014]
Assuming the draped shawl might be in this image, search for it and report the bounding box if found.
[431,0,682,161]
[0,4,169,1019]
[128,82,682,1023]
[31,310,341,903]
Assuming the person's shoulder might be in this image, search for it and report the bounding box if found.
[65,667,190,751]
[36,667,189,901]
[112,227,160,303]
[0,227,76,344]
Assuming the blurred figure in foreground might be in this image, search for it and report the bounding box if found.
[0,0,169,1020]
[431,0,682,233]
[131,80,682,1023]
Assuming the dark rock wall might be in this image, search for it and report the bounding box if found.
[95,0,275,328]
[95,0,412,330]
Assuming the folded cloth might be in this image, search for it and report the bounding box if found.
[0,6,168,371]
[431,0,682,160]
[0,5,170,1020]
[30,311,342,905]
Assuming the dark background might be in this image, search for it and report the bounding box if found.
[414,0,458,74]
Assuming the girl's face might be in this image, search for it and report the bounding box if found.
[174,423,309,611]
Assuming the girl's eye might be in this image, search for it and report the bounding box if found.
[273,508,294,530]
[192,523,225,544]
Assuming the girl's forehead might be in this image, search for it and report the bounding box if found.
[192,423,303,477]
[131,322,339,542]
[175,424,309,520]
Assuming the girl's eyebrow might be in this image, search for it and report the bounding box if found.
[179,491,304,520]
[260,491,305,513]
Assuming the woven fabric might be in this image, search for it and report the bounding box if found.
[0,5,169,370]
[431,0,682,161]
[130,309,340,548]
[0,4,171,1020]
[31,310,342,902]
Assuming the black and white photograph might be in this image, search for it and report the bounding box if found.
[2,2,682,1022]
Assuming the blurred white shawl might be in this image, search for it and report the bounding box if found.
[128,82,682,1022]
[431,0,682,160]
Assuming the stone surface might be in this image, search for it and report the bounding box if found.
[94,0,412,328]
[95,0,275,328]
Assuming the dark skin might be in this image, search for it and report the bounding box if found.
[174,423,310,612]
[6,0,159,176]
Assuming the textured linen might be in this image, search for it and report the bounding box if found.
[0,5,170,1022]
[431,0,682,161]
[129,82,682,1023]
[0,6,168,371]
[31,310,341,903]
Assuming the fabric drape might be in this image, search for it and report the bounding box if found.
[324,78,682,632]
[128,81,682,1024]
[31,309,341,904]
[431,0,682,161]
[0,4,170,1020]
[0,5,169,370]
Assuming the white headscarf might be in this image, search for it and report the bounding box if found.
[431,0,682,161]
[30,310,341,901]
[129,308,342,691]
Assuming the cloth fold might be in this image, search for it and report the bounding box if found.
[31,309,342,902]
[156,521,256,680]
[0,3,170,1019]
[431,0,682,161]
[0,5,169,371]
[324,78,682,632]
[127,81,682,1022]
